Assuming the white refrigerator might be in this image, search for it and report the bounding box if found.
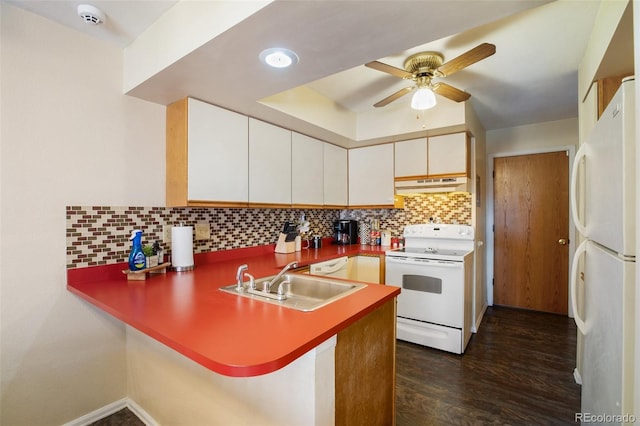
[570,77,636,422]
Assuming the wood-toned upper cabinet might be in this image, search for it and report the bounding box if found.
[323,143,348,207]
[292,132,324,206]
[166,98,248,207]
[249,118,292,206]
[349,144,395,207]
[427,133,468,177]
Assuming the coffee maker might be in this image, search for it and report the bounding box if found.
[333,220,358,245]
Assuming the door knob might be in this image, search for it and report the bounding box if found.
[558,239,568,245]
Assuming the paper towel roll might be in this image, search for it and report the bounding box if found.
[171,226,194,271]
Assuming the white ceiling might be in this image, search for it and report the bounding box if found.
[5,0,627,147]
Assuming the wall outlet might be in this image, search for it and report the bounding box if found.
[163,225,172,243]
[195,223,211,240]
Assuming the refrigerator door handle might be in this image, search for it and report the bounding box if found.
[570,239,588,334]
[570,143,588,237]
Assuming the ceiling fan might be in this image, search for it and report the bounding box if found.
[365,43,496,110]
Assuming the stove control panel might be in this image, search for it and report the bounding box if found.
[403,224,474,240]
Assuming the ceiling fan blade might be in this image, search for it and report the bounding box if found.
[374,87,414,107]
[365,61,412,79]
[432,82,471,102]
[437,43,496,77]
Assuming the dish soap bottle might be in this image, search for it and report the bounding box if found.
[128,229,146,271]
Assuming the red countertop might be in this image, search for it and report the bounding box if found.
[67,242,399,377]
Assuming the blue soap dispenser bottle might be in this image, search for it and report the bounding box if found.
[128,229,146,271]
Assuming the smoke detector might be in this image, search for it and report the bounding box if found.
[77,4,106,25]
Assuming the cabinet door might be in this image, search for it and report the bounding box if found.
[323,143,348,206]
[249,118,292,205]
[427,133,468,176]
[349,144,394,206]
[187,98,248,202]
[292,133,323,206]
[351,256,380,283]
[394,138,428,178]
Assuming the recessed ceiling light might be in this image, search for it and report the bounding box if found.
[259,48,299,68]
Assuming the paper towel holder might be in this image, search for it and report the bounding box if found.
[171,264,194,272]
[171,225,195,272]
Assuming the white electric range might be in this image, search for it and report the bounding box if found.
[385,223,474,354]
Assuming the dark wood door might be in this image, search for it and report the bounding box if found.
[493,151,569,314]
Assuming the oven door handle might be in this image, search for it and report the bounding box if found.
[386,257,461,267]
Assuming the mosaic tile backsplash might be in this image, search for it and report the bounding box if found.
[66,193,471,269]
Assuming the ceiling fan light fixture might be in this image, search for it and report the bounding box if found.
[411,87,436,110]
[259,48,299,68]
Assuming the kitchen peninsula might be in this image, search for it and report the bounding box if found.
[67,243,398,425]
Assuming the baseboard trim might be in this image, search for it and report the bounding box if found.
[62,398,128,426]
[573,367,583,385]
[62,397,158,426]
[127,398,159,426]
[472,304,488,333]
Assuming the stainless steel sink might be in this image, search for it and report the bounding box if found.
[219,273,365,311]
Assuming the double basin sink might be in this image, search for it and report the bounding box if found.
[220,273,365,312]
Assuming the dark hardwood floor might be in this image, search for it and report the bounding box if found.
[396,306,581,426]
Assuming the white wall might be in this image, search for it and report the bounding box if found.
[0,4,165,424]
[484,118,578,307]
[127,327,336,425]
[486,118,578,155]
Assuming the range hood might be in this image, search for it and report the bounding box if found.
[395,177,469,195]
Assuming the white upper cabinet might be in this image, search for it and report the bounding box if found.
[166,98,249,207]
[292,134,348,207]
[349,144,395,206]
[187,98,249,203]
[249,118,292,205]
[427,133,468,177]
[292,132,324,206]
[394,138,428,178]
[323,143,348,207]
[394,133,468,179]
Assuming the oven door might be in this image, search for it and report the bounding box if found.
[385,256,464,328]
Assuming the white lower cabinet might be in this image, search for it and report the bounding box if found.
[249,118,292,205]
[350,256,380,284]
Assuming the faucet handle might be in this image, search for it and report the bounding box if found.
[277,280,291,296]
[244,273,255,290]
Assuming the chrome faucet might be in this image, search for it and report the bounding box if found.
[236,264,248,291]
[265,261,298,293]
